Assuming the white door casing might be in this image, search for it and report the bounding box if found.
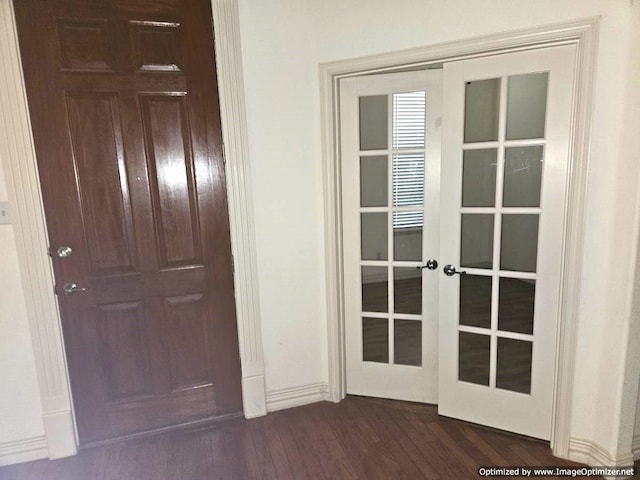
[341,70,442,403]
[438,45,576,440]
[322,19,597,457]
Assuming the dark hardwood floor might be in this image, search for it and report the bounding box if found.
[0,396,600,480]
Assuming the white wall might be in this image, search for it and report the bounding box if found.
[237,0,640,460]
[0,164,45,447]
[1,0,639,466]
[626,1,640,455]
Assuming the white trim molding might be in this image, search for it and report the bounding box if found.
[0,0,77,461]
[320,17,599,458]
[211,0,267,419]
[0,436,48,467]
[568,438,635,468]
[266,383,330,413]
[0,0,265,463]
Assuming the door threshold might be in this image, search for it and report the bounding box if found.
[79,411,244,450]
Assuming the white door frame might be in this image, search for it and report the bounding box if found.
[320,18,598,458]
[0,0,266,460]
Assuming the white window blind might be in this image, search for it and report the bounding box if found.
[393,91,426,149]
[392,91,426,229]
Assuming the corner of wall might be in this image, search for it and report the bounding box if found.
[0,437,48,467]
[568,438,634,468]
[266,382,330,413]
[633,435,640,461]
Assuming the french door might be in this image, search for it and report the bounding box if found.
[341,70,442,403]
[341,44,576,439]
[439,45,575,439]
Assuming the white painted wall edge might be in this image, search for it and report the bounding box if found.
[210,0,267,419]
[266,383,330,413]
[42,409,76,460]
[320,17,599,460]
[242,375,268,419]
[633,435,640,461]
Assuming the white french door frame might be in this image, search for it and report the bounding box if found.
[320,18,598,458]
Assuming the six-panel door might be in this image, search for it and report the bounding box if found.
[15,0,242,443]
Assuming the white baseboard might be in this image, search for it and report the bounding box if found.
[242,374,267,419]
[632,435,640,461]
[0,436,48,467]
[43,409,77,459]
[568,438,634,470]
[266,382,330,412]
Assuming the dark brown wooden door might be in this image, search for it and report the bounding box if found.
[14,0,242,444]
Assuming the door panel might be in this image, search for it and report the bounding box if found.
[341,70,442,403]
[15,0,242,444]
[164,294,210,391]
[67,92,137,274]
[439,45,575,440]
[140,94,203,267]
[98,301,152,400]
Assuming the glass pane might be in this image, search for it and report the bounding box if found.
[362,317,388,363]
[460,275,492,329]
[360,156,388,207]
[361,213,387,261]
[503,146,543,207]
[506,72,548,140]
[498,278,535,334]
[394,319,422,366]
[361,266,388,313]
[394,267,421,315]
[500,215,539,272]
[462,149,497,207]
[394,212,422,261]
[464,78,500,143]
[461,214,494,269]
[496,338,533,394]
[393,153,424,207]
[459,332,490,386]
[393,91,426,149]
[360,95,388,150]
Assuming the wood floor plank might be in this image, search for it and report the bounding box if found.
[391,411,459,478]
[280,407,327,480]
[237,421,262,479]
[426,421,485,475]
[269,413,309,479]
[312,402,362,479]
[327,400,388,479]
[263,414,298,480]
[464,428,510,466]
[247,417,280,480]
[373,402,441,479]
[165,429,214,480]
[221,423,251,480]
[0,397,602,480]
[362,405,422,478]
